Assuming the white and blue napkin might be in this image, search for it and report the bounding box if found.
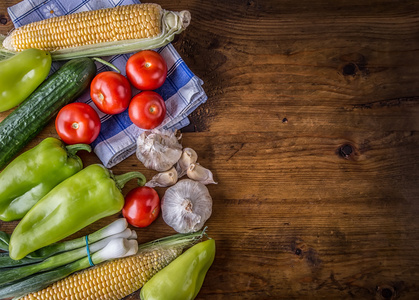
[7,0,207,168]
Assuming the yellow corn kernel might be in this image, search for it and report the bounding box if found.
[6,3,162,52]
[19,247,182,300]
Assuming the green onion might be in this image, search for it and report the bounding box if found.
[0,253,42,269]
[0,252,41,269]
[27,218,129,259]
[0,218,129,268]
[0,228,136,286]
[0,231,10,252]
[0,238,138,299]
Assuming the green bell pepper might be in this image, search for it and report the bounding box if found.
[140,239,216,300]
[8,164,146,260]
[0,137,90,222]
[0,48,51,112]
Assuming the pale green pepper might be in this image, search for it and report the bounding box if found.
[0,48,51,112]
[0,137,90,222]
[140,239,216,300]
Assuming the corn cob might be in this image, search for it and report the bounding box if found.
[19,247,182,300]
[5,4,161,52]
[1,4,191,61]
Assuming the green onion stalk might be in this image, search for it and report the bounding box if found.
[0,238,138,299]
[0,228,136,286]
[0,218,129,268]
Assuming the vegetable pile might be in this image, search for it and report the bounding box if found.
[0,2,216,300]
[0,57,96,170]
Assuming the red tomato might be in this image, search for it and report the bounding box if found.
[126,50,167,90]
[122,186,160,228]
[90,71,132,115]
[55,103,101,144]
[128,91,166,129]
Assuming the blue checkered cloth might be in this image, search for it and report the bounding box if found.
[7,0,207,168]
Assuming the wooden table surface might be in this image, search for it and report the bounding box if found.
[1,0,419,299]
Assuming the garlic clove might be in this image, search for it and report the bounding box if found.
[176,147,198,178]
[187,163,217,185]
[136,129,183,172]
[145,166,178,188]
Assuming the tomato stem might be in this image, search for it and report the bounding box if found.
[92,57,121,73]
[112,172,147,191]
[71,122,79,130]
[66,143,92,156]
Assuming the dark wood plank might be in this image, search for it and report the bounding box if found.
[1,0,419,299]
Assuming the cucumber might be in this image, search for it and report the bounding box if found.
[0,58,97,170]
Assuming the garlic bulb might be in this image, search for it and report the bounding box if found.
[187,163,217,185]
[176,147,198,178]
[145,166,178,188]
[161,179,212,233]
[136,129,182,172]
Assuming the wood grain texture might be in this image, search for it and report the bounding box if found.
[1,0,419,299]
